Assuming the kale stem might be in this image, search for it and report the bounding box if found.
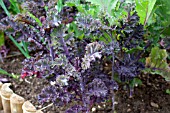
[112,91,115,111]
[0,53,4,63]
[79,76,87,111]
[60,35,69,57]
[111,36,115,80]
[58,25,69,58]
[129,86,134,98]
[50,46,55,61]
[112,44,115,79]
[111,31,115,111]
[46,35,55,61]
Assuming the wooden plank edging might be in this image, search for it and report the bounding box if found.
[0,82,43,113]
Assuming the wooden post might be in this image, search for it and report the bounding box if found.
[0,83,13,113]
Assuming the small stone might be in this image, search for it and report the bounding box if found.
[147,82,152,86]
[114,101,118,105]
[98,105,101,109]
[103,104,106,107]
[151,102,159,108]
[127,108,132,112]
[92,107,96,112]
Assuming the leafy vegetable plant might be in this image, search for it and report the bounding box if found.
[145,46,170,81]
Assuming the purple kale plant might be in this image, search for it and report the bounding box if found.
[38,41,118,112]
[0,0,153,112]
[0,1,119,111]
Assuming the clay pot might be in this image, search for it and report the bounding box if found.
[10,93,25,113]
[0,83,13,113]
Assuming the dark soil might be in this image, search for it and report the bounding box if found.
[115,74,170,113]
[0,48,170,113]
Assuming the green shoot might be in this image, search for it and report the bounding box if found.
[8,35,30,59]
[28,12,42,27]
[8,0,20,14]
[0,0,10,17]
[0,68,19,79]
[0,31,5,46]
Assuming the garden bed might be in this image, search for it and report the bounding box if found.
[0,55,169,113]
[0,0,170,113]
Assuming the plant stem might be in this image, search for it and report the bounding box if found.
[112,42,115,79]
[129,86,134,98]
[0,53,3,63]
[46,35,55,61]
[60,35,69,58]
[111,31,115,111]
[112,91,115,111]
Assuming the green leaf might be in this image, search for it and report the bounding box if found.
[166,89,170,95]
[0,0,10,17]
[21,41,29,55]
[86,0,120,25]
[44,6,48,11]
[28,12,42,27]
[154,0,170,36]
[0,31,5,46]
[145,46,170,81]
[0,68,19,79]
[56,0,63,12]
[86,0,118,15]
[8,35,30,59]
[68,22,84,38]
[126,46,144,54]
[130,78,142,88]
[8,0,20,14]
[65,1,99,17]
[135,0,157,25]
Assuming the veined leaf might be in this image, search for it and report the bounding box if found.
[86,0,118,15]
[145,46,170,81]
[86,0,119,25]
[135,0,156,25]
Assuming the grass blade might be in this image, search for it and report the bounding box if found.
[0,68,19,79]
[0,0,10,17]
[9,35,30,59]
